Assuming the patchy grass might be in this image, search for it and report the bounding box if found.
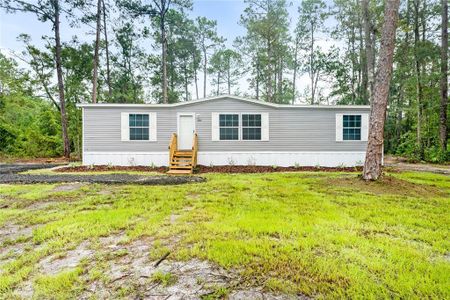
[151,271,177,287]
[0,171,448,298]
[33,268,84,299]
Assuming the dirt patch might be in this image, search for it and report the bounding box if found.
[0,174,205,185]
[0,224,34,244]
[14,280,34,299]
[321,175,447,198]
[52,183,84,192]
[229,288,302,299]
[39,241,93,275]
[0,157,72,164]
[0,163,63,174]
[384,155,450,175]
[79,234,302,299]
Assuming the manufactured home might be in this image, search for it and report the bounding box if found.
[77,95,371,174]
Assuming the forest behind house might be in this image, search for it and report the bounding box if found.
[0,0,448,163]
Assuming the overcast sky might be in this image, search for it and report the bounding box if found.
[0,0,337,103]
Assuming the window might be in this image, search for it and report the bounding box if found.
[219,114,239,140]
[242,114,261,140]
[129,114,149,140]
[343,115,361,140]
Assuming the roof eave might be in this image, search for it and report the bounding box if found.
[76,95,371,109]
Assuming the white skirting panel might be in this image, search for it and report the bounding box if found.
[83,152,168,167]
[83,151,367,167]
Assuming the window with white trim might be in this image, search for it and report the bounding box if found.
[129,114,149,140]
[242,114,261,140]
[343,115,361,140]
[219,114,239,140]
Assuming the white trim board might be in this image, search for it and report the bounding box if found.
[83,151,368,167]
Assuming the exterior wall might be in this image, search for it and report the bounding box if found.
[82,97,370,166]
[83,151,366,167]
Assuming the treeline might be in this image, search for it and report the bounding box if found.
[0,0,448,162]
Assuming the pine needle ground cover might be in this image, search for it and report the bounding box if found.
[0,171,448,299]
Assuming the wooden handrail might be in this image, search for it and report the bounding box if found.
[168,133,177,165]
[192,131,198,167]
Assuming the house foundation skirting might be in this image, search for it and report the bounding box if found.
[83,151,368,167]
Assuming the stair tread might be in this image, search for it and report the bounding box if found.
[167,170,192,175]
[170,165,193,169]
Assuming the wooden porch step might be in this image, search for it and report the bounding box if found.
[173,154,193,158]
[172,162,191,166]
[168,132,197,176]
[167,169,193,175]
[169,165,193,170]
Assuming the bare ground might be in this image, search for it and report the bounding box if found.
[384,155,450,175]
[3,228,302,299]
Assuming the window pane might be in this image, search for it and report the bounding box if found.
[243,128,261,140]
[242,114,261,127]
[129,114,150,141]
[129,114,136,127]
[142,128,149,140]
[242,114,249,126]
[219,114,239,127]
[137,115,141,126]
[142,115,149,126]
[130,128,137,140]
[343,115,361,141]
[343,128,361,140]
[220,128,238,140]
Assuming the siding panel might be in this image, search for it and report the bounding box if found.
[83,97,369,152]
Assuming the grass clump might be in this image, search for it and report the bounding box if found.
[151,271,177,287]
[33,268,84,300]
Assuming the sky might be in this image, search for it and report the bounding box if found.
[0,0,337,103]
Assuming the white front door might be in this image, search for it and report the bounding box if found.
[178,114,195,150]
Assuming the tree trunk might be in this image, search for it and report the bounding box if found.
[292,37,298,104]
[53,0,70,158]
[184,65,188,101]
[277,58,282,103]
[216,71,220,95]
[362,0,375,104]
[439,0,448,152]
[203,45,207,98]
[91,0,102,104]
[256,56,260,100]
[227,58,231,94]
[102,0,112,98]
[413,0,424,159]
[161,13,168,103]
[193,53,199,99]
[362,0,400,180]
[310,23,315,105]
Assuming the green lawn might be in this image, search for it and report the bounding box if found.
[0,171,449,298]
